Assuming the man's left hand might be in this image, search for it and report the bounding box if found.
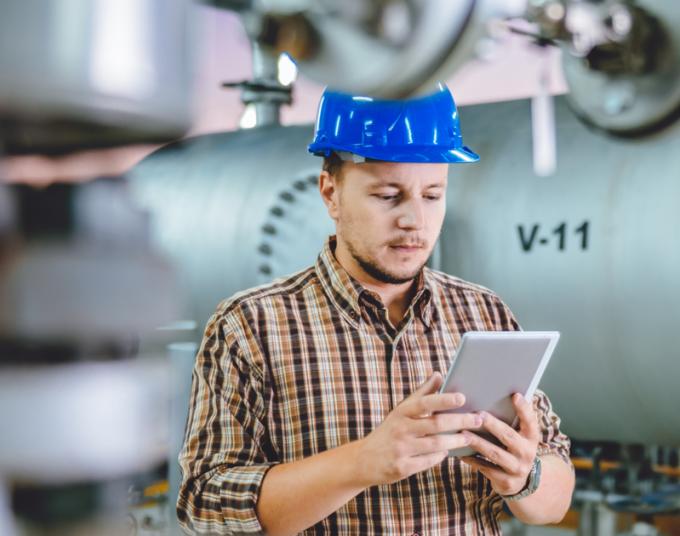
[460,393,540,496]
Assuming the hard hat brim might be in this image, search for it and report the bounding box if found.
[308,144,480,164]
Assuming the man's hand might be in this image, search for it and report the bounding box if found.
[461,393,540,496]
[356,372,482,487]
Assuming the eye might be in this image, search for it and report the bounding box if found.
[424,194,442,201]
[372,193,399,201]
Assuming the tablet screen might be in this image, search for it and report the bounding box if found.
[438,331,559,457]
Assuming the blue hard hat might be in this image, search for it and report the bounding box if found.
[308,83,479,163]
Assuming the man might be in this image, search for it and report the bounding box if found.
[177,84,575,535]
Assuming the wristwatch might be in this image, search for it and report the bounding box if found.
[501,457,542,502]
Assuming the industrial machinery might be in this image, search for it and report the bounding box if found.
[206,0,527,98]
[0,1,194,534]
[206,0,680,135]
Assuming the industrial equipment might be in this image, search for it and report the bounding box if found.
[0,1,194,534]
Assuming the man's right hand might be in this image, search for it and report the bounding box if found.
[355,371,482,486]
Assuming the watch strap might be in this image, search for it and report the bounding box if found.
[501,456,542,502]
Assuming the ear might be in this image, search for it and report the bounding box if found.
[318,170,340,221]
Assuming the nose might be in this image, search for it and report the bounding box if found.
[396,197,425,231]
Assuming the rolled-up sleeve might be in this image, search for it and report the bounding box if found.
[533,388,573,468]
[177,311,277,535]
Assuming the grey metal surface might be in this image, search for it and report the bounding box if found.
[559,0,680,135]
[0,180,180,341]
[215,0,526,97]
[129,97,680,446]
[0,359,171,481]
[129,125,335,330]
[0,0,193,154]
[167,341,199,536]
[444,97,680,445]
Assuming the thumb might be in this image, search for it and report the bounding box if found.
[411,371,443,397]
[398,372,444,417]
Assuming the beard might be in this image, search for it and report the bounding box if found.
[346,239,425,284]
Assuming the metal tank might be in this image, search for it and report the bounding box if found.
[129,97,680,447]
[129,125,335,328]
[441,97,680,447]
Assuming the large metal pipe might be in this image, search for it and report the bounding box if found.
[208,0,527,98]
[0,0,193,154]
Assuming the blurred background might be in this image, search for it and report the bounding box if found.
[1,1,679,535]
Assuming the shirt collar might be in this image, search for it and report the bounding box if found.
[315,236,435,328]
[414,270,434,328]
[315,236,364,322]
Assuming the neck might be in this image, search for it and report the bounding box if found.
[334,237,418,325]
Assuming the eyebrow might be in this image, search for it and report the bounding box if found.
[367,181,445,189]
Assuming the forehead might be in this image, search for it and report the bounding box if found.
[343,161,449,186]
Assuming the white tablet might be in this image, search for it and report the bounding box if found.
[438,331,560,457]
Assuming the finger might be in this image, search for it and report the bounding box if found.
[478,411,522,454]
[462,431,520,474]
[411,432,470,456]
[399,391,465,418]
[405,450,449,476]
[460,455,500,470]
[397,373,443,416]
[410,411,482,437]
[461,456,507,481]
[513,393,540,443]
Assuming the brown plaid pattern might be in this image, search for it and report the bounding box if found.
[177,236,572,535]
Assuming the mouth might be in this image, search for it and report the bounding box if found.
[389,243,425,253]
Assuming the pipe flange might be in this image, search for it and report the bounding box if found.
[256,174,333,283]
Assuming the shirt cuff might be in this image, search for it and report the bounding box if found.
[177,462,278,535]
[213,463,278,534]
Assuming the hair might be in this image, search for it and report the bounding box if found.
[322,152,344,179]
